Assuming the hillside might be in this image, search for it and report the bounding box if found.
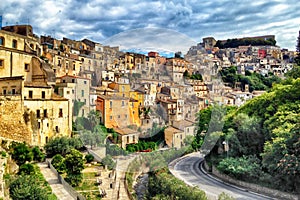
[204,75,300,193]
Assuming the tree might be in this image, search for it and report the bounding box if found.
[9,175,49,200]
[64,149,84,186]
[11,143,33,166]
[101,155,116,170]
[44,137,83,157]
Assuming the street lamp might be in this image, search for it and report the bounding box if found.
[222,140,229,158]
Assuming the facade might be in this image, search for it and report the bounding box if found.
[96,94,131,128]
[57,75,91,118]
[0,25,72,146]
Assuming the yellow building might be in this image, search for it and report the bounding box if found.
[96,94,131,129]
[108,82,131,98]
[0,25,72,146]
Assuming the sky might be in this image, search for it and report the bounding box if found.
[1,0,300,54]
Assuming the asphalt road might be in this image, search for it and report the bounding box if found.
[170,152,275,200]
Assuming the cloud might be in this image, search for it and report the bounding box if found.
[1,0,299,50]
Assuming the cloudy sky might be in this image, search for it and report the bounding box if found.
[1,0,300,53]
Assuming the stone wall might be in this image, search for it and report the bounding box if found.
[0,97,31,144]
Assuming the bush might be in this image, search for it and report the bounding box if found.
[51,154,66,174]
[0,151,6,158]
[32,146,45,162]
[18,163,36,175]
[9,175,49,200]
[85,154,94,163]
[65,173,83,187]
[11,143,33,166]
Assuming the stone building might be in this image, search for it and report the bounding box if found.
[0,25,72,146]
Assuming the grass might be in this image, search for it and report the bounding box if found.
[75,172,99,191]
[80,191,103,200]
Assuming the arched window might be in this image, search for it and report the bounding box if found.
[0,37,4,46]
[12,39,17,48]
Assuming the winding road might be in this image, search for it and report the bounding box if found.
[169,152,275,200]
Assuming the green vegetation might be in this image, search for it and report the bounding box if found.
[183,70,203,81]
[85,154,94,163]
[101,155,116,170]
[7,143,56,200]
[106,144,128,156]
[44,136,83,157]
[203,76,300,193]
[218,192,235,200]
[51,154,66,174]
[215,37,276,49]
[64,149,85,187]
[147,168,207,200]
[125,148,188,195]
[10,143,33,166]
[73,99,85,117]
[126,141,156,152]
[219,66,281,91]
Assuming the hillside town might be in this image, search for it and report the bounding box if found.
[0,24,297,150]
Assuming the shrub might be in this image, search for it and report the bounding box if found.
[18,163,36,175]
[32,146,45,162]
[51,154,65,174]
[85,154,94,163]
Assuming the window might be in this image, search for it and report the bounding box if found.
[36,110,40,118]
[110,101,112,108]
[0,59,4,68]
[73,63,76,70]
[38,122,40,129]
[125,114,127,119]
[59,108,63,117]
[122,86,125,92]
[84,80,87,84]
[127,136,129,143]
[24,63,30,71]
[41,91,45,99]
[55,126,59,133]
[0,37,4,46]
[122,101,125,107]
[110,115,113,120]
[81,90,84,97]
[11,88,16,95]
[3,89,6,95]
[118,115,120,119]
[72,79,75,83]
[29,90,33,98]
[12,39,17,48]
[44,109,48,118]
[72,89,74,94]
